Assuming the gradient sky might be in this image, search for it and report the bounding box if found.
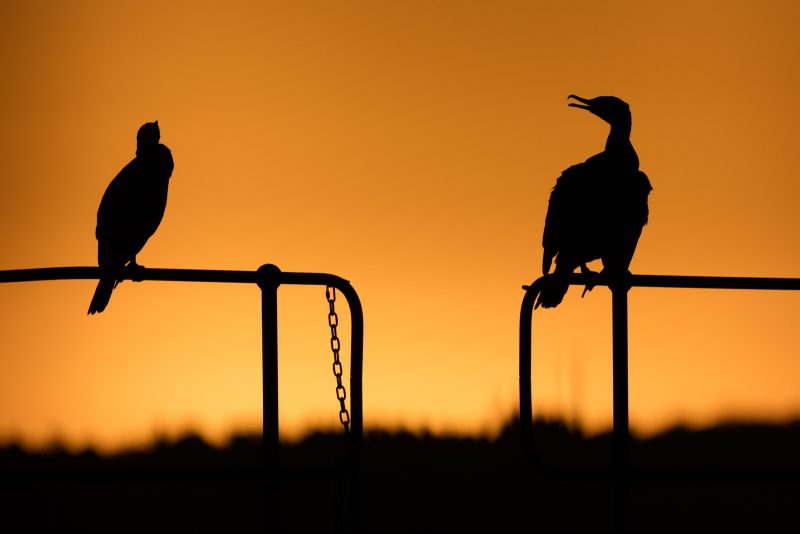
[0,0,798,452]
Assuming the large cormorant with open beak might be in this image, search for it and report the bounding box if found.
[533,95,652,309]
[88,121,174,314]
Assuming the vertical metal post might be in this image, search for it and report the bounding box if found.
[257,263,281,531]
[611,283,630,533]
[519,286,536,461]
[337,281,364,533]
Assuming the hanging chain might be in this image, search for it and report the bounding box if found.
[326,286,350,434]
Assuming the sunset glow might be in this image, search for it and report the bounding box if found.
[0,0,798,452]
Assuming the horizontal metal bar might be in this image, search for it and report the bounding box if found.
[10,268,797,292]
[0,266,353,290]
[543,272,800,291]
[0,266,258,284]
[279,271,350,288]
[631,274,800,291]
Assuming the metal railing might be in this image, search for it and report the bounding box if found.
[519,272,800,531]
[0,264,363,533]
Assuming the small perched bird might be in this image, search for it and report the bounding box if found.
[533,95,652,309]
[88,121,174,314]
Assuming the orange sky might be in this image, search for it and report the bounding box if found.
[0,0,798,452]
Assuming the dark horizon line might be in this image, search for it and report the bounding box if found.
[4,412,800,456]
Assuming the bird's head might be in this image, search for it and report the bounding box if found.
[136,121,160,155]
[568,95,631,127]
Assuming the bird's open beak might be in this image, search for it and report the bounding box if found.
[568,94,591,110]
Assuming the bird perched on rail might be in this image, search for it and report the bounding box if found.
[532,95,652,309]
[88,121,174,314]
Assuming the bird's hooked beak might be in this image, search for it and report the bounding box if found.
[567,94,592,111]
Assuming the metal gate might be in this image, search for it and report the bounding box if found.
[0,263,364,533]
[519,272,800,532]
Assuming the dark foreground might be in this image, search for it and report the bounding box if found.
[2,418,800,533]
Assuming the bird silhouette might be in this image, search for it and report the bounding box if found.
[87,121,174,314]
[533,95,652,309]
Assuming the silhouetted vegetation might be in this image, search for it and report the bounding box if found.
[2,417,799,533]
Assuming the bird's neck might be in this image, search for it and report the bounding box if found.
[605,121,638,169]
[136,145,156,158]
[606,119,631,148]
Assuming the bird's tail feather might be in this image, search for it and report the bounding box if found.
[88,278,115,315]
[531,273,570,309]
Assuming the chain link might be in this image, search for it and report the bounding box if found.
[326,286,350,434]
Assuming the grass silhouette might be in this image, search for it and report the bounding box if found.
[2,416,800,533]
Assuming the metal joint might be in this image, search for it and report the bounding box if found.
[256,263,282,290]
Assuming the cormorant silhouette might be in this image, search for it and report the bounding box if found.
[533,95,652,309]
[87,121,174,314]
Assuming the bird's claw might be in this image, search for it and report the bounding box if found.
[127,262,146,282]
[580,265,601,298]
